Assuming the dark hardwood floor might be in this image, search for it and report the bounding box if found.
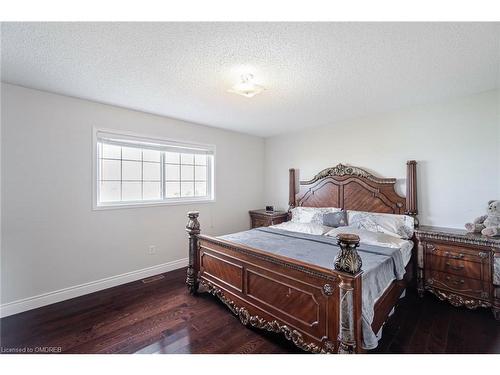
[1,267,498,354]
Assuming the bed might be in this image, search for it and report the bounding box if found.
[185,161,418,353]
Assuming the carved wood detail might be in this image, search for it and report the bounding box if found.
[425,287,492,309]
[290,161,416,216]
[186,211,200,294]
[416,227,500,248]
[302,163,396,185]
[322,284,334,296]
[334,234,362,274]
[200,279,335,353]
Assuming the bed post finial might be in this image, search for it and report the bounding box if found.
[186,211,200,294]
[289,168,298,211]
[405,160,418,227]
[334,234,362,274]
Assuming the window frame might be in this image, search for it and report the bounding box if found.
[92,127,216,210]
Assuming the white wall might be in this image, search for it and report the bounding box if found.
[1,83,264,311]
[265,90,500,228]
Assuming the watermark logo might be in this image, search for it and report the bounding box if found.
[1,346,62,353]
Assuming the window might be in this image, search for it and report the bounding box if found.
[94,130,214,208]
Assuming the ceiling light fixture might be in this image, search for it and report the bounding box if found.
[227,73,265,98]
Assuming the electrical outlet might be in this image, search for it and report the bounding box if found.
[148,245,157,255]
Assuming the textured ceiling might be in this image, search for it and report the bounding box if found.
[1,22,499,137]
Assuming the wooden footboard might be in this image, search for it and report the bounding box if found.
[185,211,364,354]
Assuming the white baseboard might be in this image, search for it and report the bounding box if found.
[0,258,188,318]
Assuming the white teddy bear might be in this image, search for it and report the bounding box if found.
[465,200,500,237]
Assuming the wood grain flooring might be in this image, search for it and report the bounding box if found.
[1,268,498,354]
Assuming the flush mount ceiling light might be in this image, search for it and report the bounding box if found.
[227,73,266,98]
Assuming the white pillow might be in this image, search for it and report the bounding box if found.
[325,226,410,249]
[271,221,333,235]
[347,210,414,239]
[290,207,341,225]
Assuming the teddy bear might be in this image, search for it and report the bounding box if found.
[465,200,500,237]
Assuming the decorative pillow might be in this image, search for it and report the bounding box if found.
[346,210,414,239]
[290,207,341,225]
[271,222,333,235]
[323,211,348,228]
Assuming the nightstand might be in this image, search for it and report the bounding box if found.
[249,209,288,229]
[415,225,500,319]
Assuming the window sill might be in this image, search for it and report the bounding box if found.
[93,198,216,210]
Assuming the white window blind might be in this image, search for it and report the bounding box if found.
[94,130,214,208]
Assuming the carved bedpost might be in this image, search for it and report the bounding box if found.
[334,234,363,354]
[289,168,298,211]
[416,239,425,297]
[491,252,499,319]
[405,160,418,227]
[186,211,200,294]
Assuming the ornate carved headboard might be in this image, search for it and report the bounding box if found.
[289,161,418,218]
